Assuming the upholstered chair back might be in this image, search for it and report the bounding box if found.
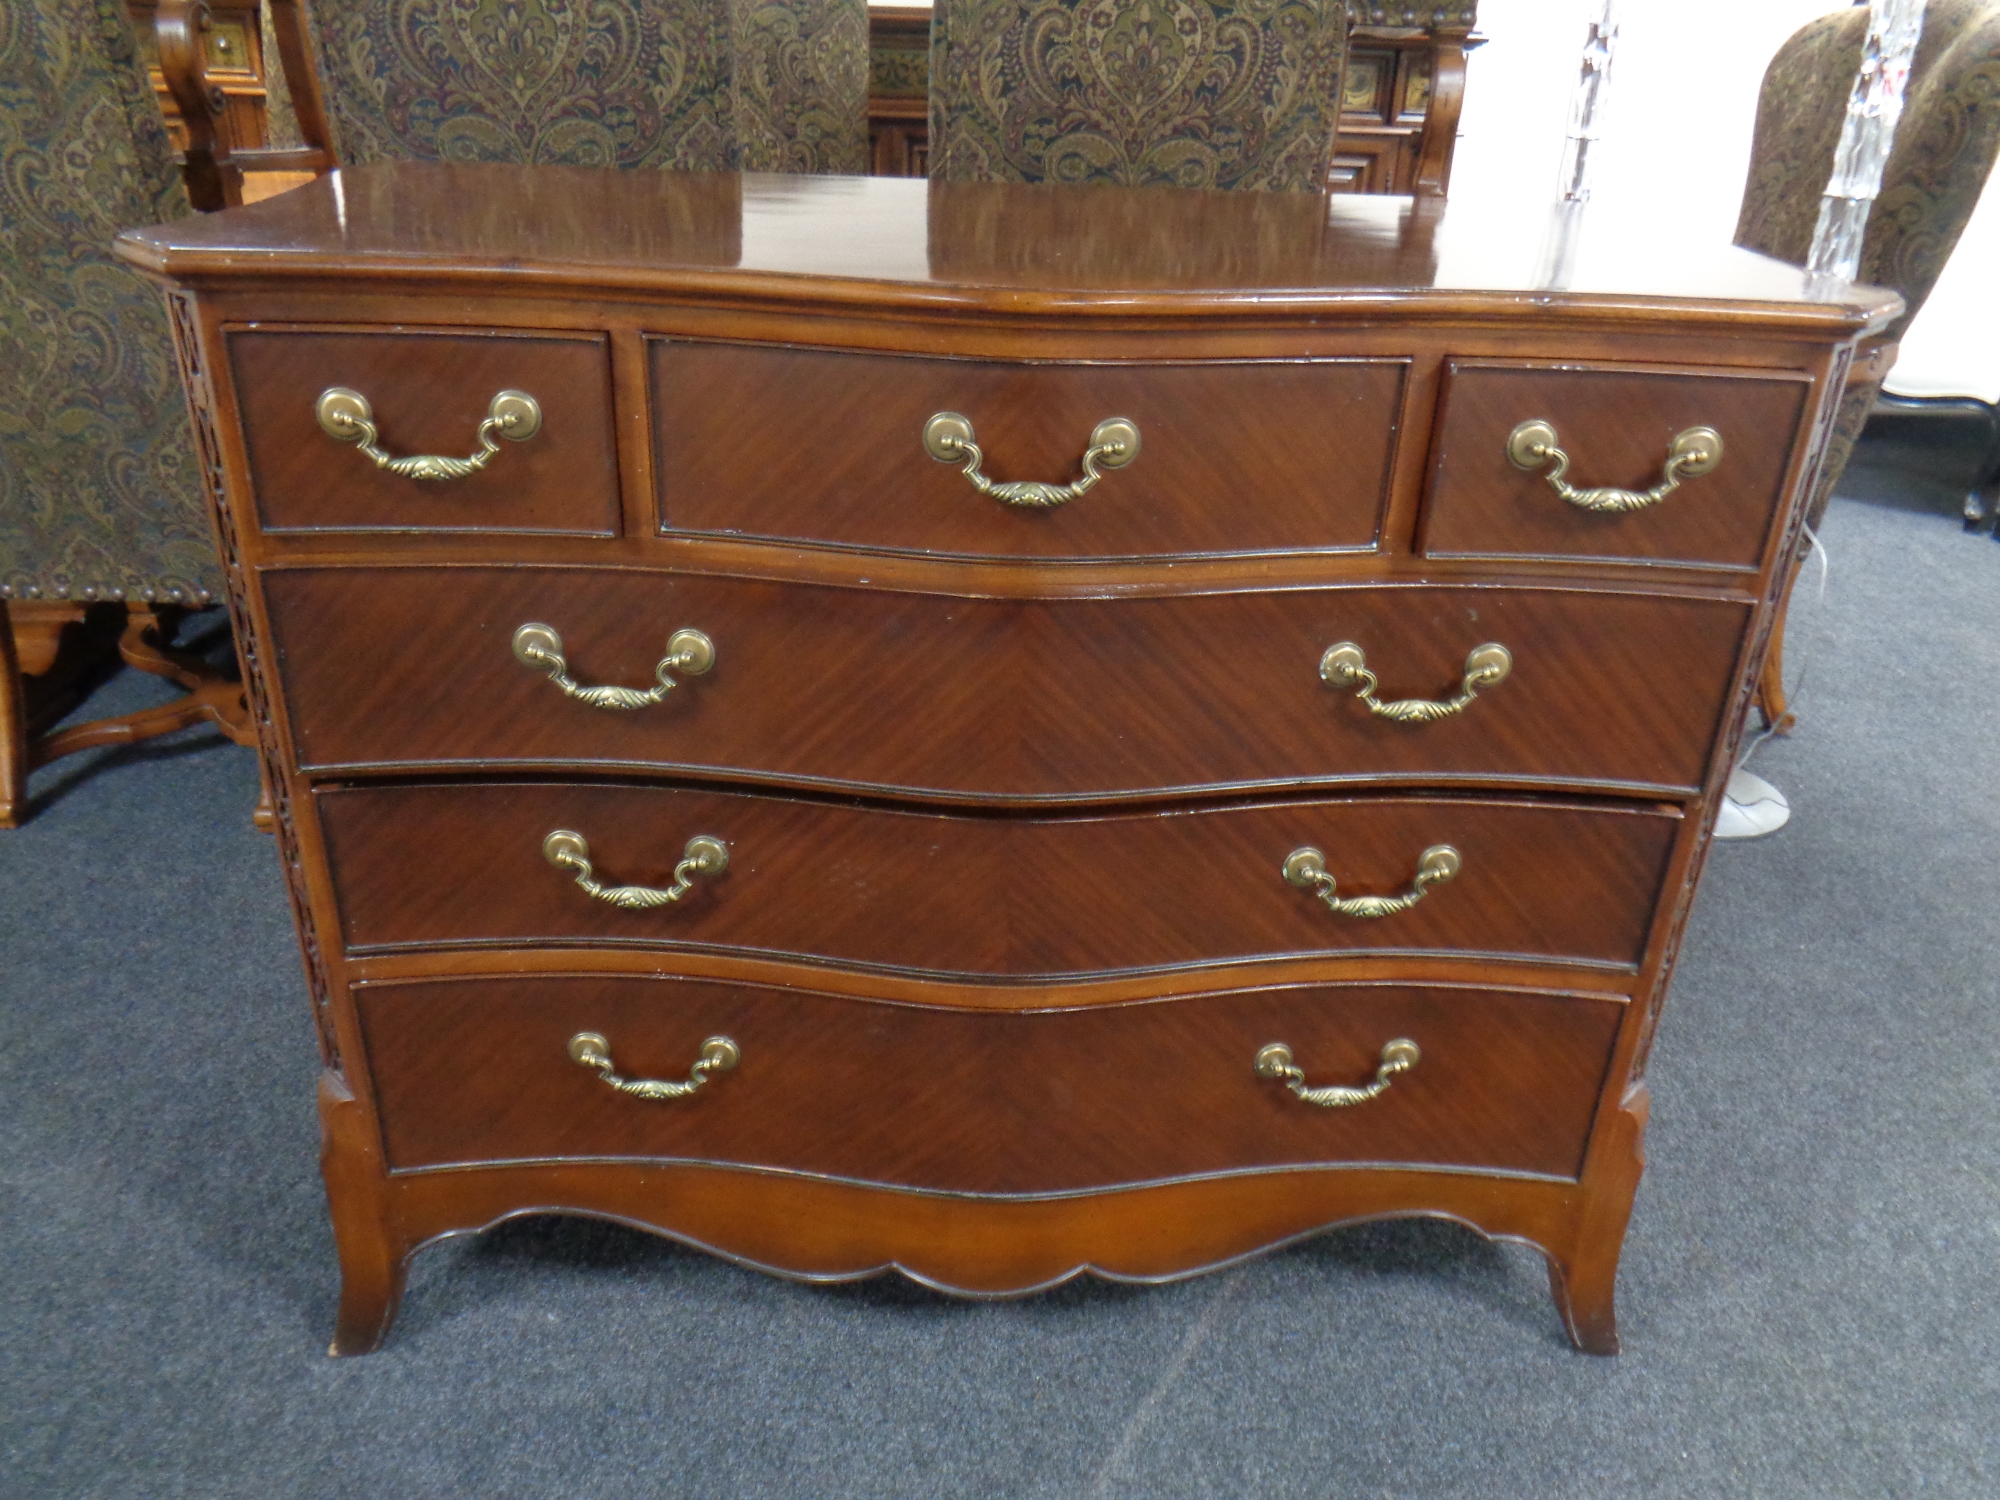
[0,0,216,608]
[1735,0,2000,518]
[300,0,868,174]
[926,0,1350,191]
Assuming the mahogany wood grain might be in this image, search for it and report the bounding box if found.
[321,1078,1648,1352]
[121,166,1898,1356]
[317,783,1679,975]
[651,342,1402,557]
[262,568,1751,799]
[356,973,1624,1187]
[228,329,620,535]
[114,166,1902,342]
[1424,361,1812,572]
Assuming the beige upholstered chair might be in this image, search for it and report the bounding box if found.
[927,0,1350,191]
[0,0,255,826]
[1739,0,2000,729]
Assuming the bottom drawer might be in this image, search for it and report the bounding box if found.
[357,974,1625,1190]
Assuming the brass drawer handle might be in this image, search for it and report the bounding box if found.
[569,1032,739,1101]
[1254,1039,1419,1108]
[315,386,541,480]
[512,623,714,710]
[1283,844,1459,919]
[923,411,1140,509]
[1320,641,1510,722]
[543,830,729,910]
[1507,418,1723,514]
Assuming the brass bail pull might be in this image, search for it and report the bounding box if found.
[512,623,714,710]
[1283,844,1460,919]
[543,830,729,910]
[1320,642,1511,723]
[922,411,1140,509]
[315,386,542,481]
[1507,418,1723,514]
[568,1032,740,1101]
[1254,1039,1419,1108]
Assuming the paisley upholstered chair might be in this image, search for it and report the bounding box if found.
[1737,0,2000,730]
[243,0,867,176]
[926,0,1350,191]
[0,0,256,827]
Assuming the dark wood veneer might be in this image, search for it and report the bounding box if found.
[264,568,1750,799]
[317,782,1679,975]
[651,342,1403,558]
[358,973,1624,1188]
[230,328,621,535]
[1425,361,1812,571]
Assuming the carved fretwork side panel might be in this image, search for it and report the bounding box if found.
[164,289,343,1077]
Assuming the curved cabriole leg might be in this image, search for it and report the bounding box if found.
[318,1071,409,1356]
[1545,1083,1649,1355]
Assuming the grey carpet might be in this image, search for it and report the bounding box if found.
[2,490,1995,1499]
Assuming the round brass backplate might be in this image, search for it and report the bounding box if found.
[1253,1042,1296,1078]
[490,390,543,441]
[1416,845,1462,882]
[1319,642,1367,685]
[315,387,372,439]
[1465,643,1512,684]
[568,1031,611,1066]
[1505,418,1558,470]
[543,829,590,866]
[923,411,976,462]
[1089,417,1142,467]
[699,1036,742,1072]
[1282,847,1328,887]
[667,627,716,675]
[1669,425,1724,476]
[512,622,563,666]
[681,835,730,874]
[1381,1039,1421,1069]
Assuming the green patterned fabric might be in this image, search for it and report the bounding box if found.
[261,2,303,151]
[928,0,1350,191]
[1736,2,2000,521]
[304,0,866,173]
[0,0,216,606]
[732,0,870,173]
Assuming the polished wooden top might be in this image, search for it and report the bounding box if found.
[117,164,1900,333]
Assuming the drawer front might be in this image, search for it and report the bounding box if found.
[357,973,1624,1187]
[650,341,1404,557]
[1423,360,1812,571]
[230,329,621,535]
[319,783,1679,974]
[265,567,1750,797]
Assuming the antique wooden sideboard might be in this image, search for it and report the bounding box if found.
[117,168,1895,1355]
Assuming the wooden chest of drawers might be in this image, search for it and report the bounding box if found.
[119,167,1896,1355]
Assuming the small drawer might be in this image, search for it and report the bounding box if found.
[650,340,1405,558]
[357,972,1625,1187]
[264,567,1751,798]
[318,783,1680,975]
[1423,360,1812,571]
[229,328,621,535]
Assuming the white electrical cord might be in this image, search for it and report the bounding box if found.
[1738,520,1830,771]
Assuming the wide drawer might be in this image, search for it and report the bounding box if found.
[264,567,1750,798]
[1423,360,1812,571]
[318,783,1680,974]
[229,328,621,535]
[650,341,1404,557]
[357,973,1625,1187]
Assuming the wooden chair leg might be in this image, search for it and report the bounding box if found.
[0,601,263,828]
[0,603,28,828]
[1756,564,1798,736]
